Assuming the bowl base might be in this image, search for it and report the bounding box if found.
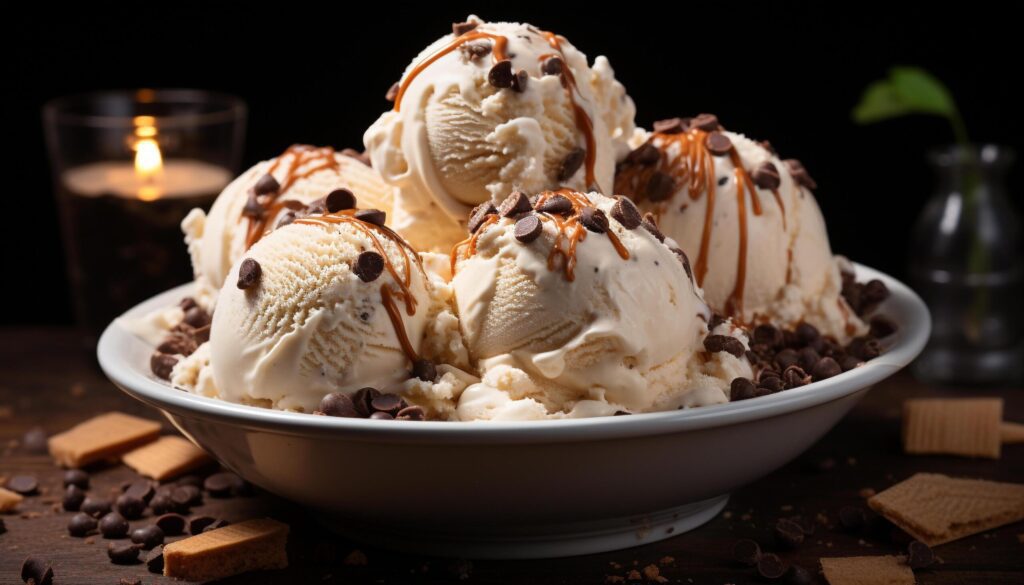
[317,494,729,559]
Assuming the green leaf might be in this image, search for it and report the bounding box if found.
[852,66,959,125]
[852,81,909,123]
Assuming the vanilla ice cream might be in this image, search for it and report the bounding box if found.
[182,146,395,308]
[365,16,636,252]
[615,117,865,342]
[208,210,454,413]
[449,190,751,420]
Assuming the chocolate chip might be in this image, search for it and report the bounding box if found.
[371,393,404,415]
[730,378,757,401]
[461,40,491,60]
[642,213,665,242]
[514,214,543,243]
[732,538,761,566]
[242,192,264,218]
[68,512,97,537]
[204,472,245,498]
[107,542,141,565]
[759,374,785,393]
[644,171,675,202]
[124,480,155,503]
[558,148,586,182]
[353,251,385,283]
[785,565,815,585]
[370,411,395,420]
[838,505,865,532]
[626,143,661,165]
[839,354,862,371]
[861,279,890,312]
[385,82,400,102]
[151,353,177,380]
[171,485,200,511]
[325,188,357,212]
[811,357,842,381]
[115,494,145,520]
[236,257,262,290]
[672,248,693,280]
[691,113,721,132]
[847,336,881,361]
[148,494,173,515]
[752,324,783,348]
[396,405,425,421]
[182,306,210,328]
[62,485,85,511]
[795,322,820,344]
[413,358,437,382]
[653,117,688,134]
[751,161,781,190]
[131,525,164,549]
[63,469,89,489]
[146,545,165,574]
[452,21,477,35]
[907,540,934,569]
[541,56,564,76]
[705,132,733,156]
[20,427,48,454]
[468,203,498,233]
[757,553,787,579]
[355,208,387,226]
[797,347,820,372]
[155,514,187,536]
[704,335,745,358]
[784,159,817,189]
[499,191,533,217]
[20,558,53,585]
[81,496,111,518]
[536,194,572,215]
[775,348,799,370]
[202,518,230,532]
[305,198,327,215]
[511,69,529,92]
[869,315,898,339]
[580,207,609,233]
[6,475,38,495]
[99,512,129,538]
[352,387,381,418]
[610,197,642,229]
[775,518,805,549]
[318,392,358,418]
[253,173,280,196]
[782,365,811,388]
[188,516,218,535]
[488,59,514,88]
[157,333,197,356]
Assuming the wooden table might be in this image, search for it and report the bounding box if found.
[1,328,1022,584]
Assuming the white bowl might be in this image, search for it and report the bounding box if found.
[98,263,929,559]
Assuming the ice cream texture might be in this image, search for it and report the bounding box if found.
[615,118,866,342]
[365,16,636,252]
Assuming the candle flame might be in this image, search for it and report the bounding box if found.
[133,116,163,201]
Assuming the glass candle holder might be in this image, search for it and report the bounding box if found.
[44,89,246,343]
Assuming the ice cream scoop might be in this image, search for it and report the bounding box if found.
[182,145,394,308]
[365,16,635,252]
[208,208,439,413]
[615,116,865,342]
[449,189,751,419]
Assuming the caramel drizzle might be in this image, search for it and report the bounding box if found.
[450,189,629,282]
[391,25,599,190]
[244,145,340,250]
[295,210,424,362]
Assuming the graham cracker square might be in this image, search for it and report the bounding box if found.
[902,398,1002,458]
[820,555,914,585]
[122,436,213,480]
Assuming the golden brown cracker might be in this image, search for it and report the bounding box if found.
[1001,422,1024,444]
[122,436,213,480]
[48,412,161,468]
[902,398,1002,458]
[820,556,915,585]
[163,518,289,580]
[0,487,24,512]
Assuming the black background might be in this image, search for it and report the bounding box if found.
[4,3,1021,326]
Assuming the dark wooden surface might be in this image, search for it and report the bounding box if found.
[1,327,1022,584]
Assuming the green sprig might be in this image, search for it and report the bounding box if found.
[852,66,969,145]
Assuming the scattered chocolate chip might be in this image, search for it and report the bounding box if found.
[907,540,934,569]
[99,512,129,538]
[811,357,842,381]
[115,494,145,520]
[371,393,404,415]
[412,358,437,382]
[236,257,262,290]
[370,411,395,420]
[784,159,817,189]
[203,472,245,498]
[157,333,197,356]
[797,347,820,372]
[242,192,264,218]
[847,336,881,361]
[775,348,799,370]
[396,405,425,421]
[626,143,661,165]
[202,519,230,533]
[861,279,890,312]
[751,161,781,190]
[730,378,758,401]
[146,545,165,573]
[644,171,676,202]
[20,427,48,454]
[536,194,572,215]
[325,188,357,212]
[20,558,53,585]
[511,69,529,92]
[732,538,761,566]
[577,206,608,233]
[81,496,111,518]
[305,198,327,215]
[353,251,385,283]
[352,387,382,418]
[131,525,165,549]
[499,191,533,217]
[642,213,665,242]
[452,21,477,35]
[671,248,693,280]
[6,475,38,495]
[705,132,733,156]
[704,335,745,358]
[794,322,819,345]
[168,487,194,512]
[514,214,543,243]
[188,516,218,535]
[355,208,386,227]
[149,494,173,515]
[785,565,815,585]
[108,542,141,565]
[150,353,177,379]
[690,113,721,131]
[62,469,89,490]
[155,513,187,536]
[869,315,898,338]
[461,40,491,60]
[62,485,86,511]
[775,518,805,549]
[468,203,498,233]
[182,306,210,328]
[759,374,785,393]
[253,173,280,196]
[653,117,688,134]
[541,56,564,76]
[610,197,642,230]
[319,392,358,418]
[385,82,400,102]
[488,59,514,88]
[753,324,783,348]
[782,365,811,388]
[68,512,97,537]
[558,148,586,182]
[124,480,155,503]
[757,553,787,580]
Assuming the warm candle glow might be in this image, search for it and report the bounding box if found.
[133,116,164,201]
